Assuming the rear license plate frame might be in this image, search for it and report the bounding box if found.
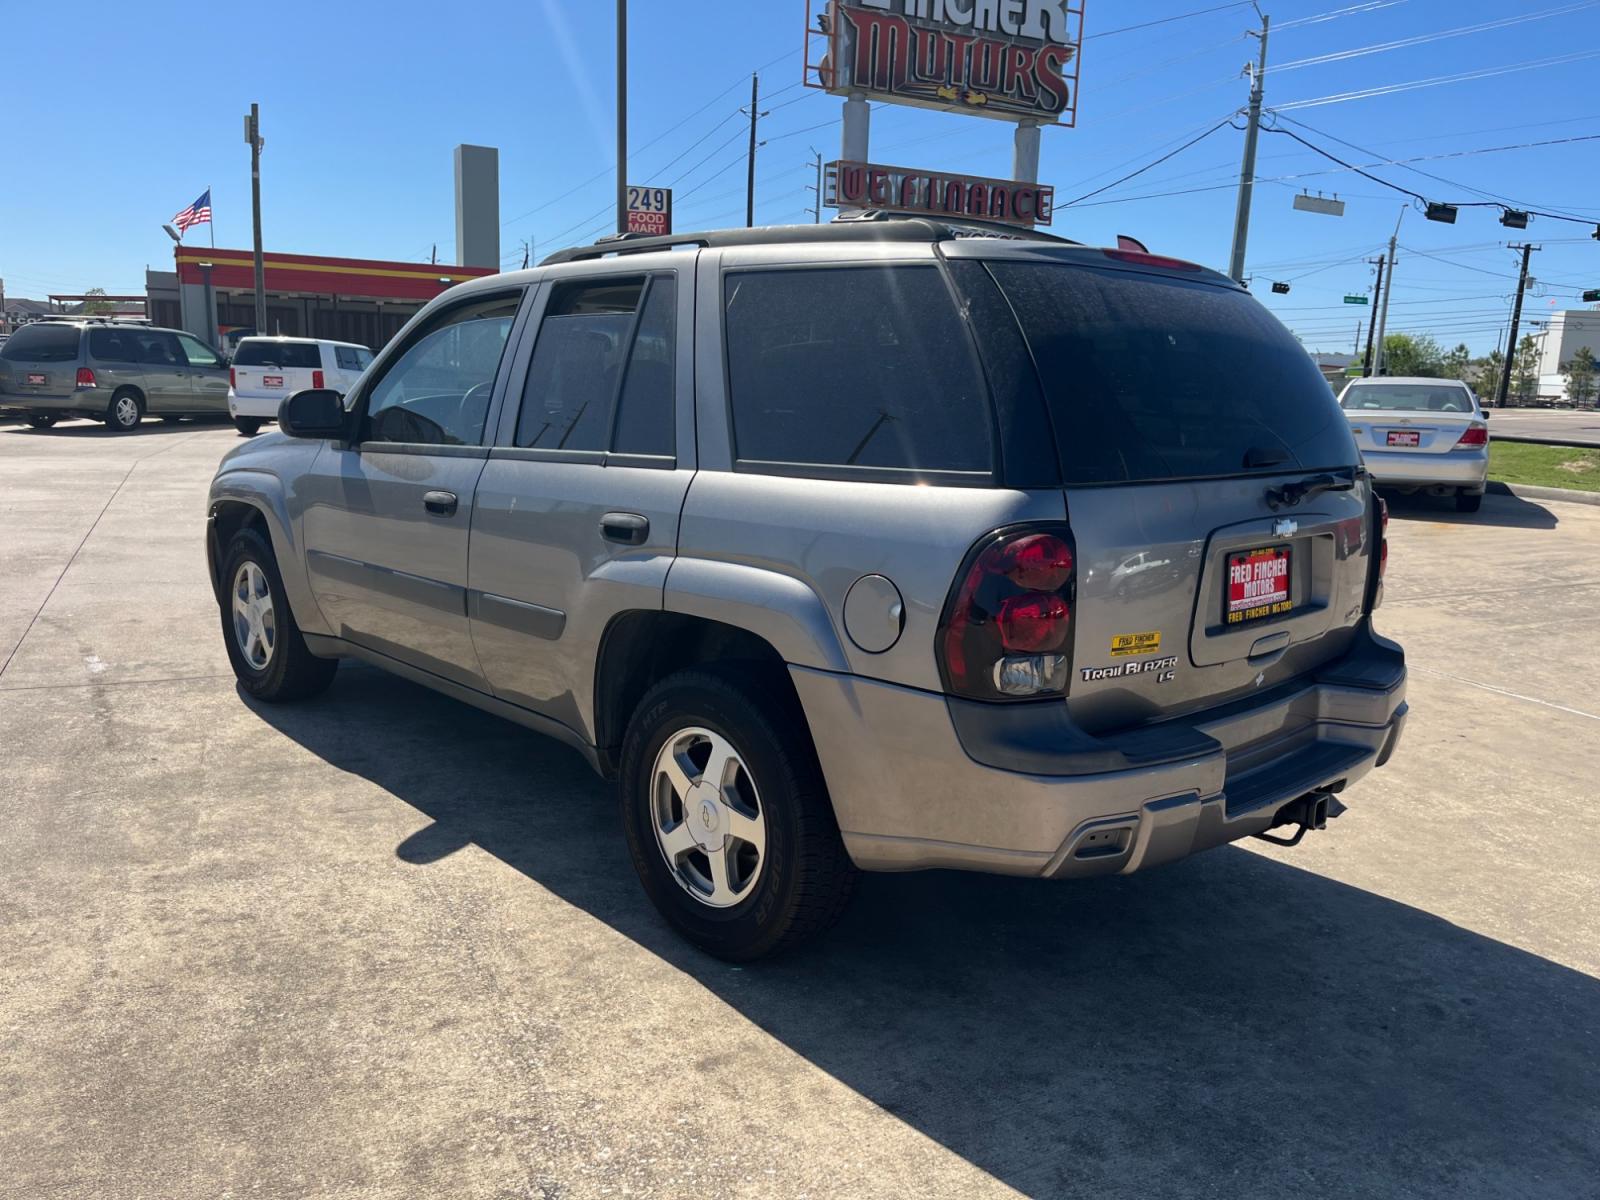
[26,373,46,386]
[263,375,284,388]
[1226,544,1293,626]
[1386,430,1420,447]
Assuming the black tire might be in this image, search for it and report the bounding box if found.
[27,414,57,429]
[104,389,143,432]
[619,667,857,961]
[1456,491,1484,513]
[233,417,262,437]
[218,527,338,702]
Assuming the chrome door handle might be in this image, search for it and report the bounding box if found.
[601,512,649,545]
[423,490,459,517]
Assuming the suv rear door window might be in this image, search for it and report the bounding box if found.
[986,262,1357,484]
[515,277,649,452]
[723,267,993,477]
[234,342,322,369]
[335,345,373,372]
[0,324,80,363]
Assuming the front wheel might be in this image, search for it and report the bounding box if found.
[233,417,262,437]
[218,528,338,702]
[619,668,857,961]
[1456,491,1484,513]
[104,390,142,432]
[27,414,57,429]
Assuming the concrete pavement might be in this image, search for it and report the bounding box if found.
[3,420,1598,1199]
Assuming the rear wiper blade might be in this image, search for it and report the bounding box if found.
[1267,470,1357,510]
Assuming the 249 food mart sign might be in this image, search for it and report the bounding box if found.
[817,0,1084,124]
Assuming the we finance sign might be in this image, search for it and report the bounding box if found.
[822,0,1083,125]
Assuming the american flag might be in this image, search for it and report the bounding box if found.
[172,190,212,236]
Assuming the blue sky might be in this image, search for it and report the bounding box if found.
[3,0,1597,354]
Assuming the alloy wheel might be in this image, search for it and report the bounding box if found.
[231,561,276,671]
[650,726,766,908]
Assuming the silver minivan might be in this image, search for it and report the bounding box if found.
[205,219,1408,959]
[0,319,231,431]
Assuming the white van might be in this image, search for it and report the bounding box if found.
[228,336,373,435]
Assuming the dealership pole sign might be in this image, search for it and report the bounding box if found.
[812,0,1084,125]
[826,160,1053,227]
[626,186,672,236]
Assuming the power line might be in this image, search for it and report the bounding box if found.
[1059,118,1237,207]
[1085,2,1251,41]
[1276,49,1600,112]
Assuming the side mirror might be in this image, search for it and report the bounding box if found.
[278,389,348,439]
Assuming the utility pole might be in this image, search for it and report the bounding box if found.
[1227,8,1270,283]
[1362,255,1386,377]
[1373,218,1401,375]
[1497,243,1538,408]
[617,0,629,236]
[246,103,266,334]
[745,74,761,228]
[808,149,824,223]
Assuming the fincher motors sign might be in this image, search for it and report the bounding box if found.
[819,0,1084,124]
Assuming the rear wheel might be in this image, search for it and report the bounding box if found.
[1456,491,1484,513]
[218,527,338,702]
[619,667,856,961]
[104,389,143,432]
[233,417,262,437]
[26,414,57,429]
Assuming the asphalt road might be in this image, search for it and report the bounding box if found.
[1488,407,1600,447]
[4,420,1598,1199]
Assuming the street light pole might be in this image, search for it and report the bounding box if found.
[1227,8,1270,283]
[617,0,629,236]
[1362,255,1386,378]
[247,104,266,334]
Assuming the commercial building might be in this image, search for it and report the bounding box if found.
[147,248,497,352]
[1533,309,1600,395]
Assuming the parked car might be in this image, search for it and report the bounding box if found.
[205,218,1407,960]
[1337,376,1490,512]
[227,336,374,435]
[0,319,230,430]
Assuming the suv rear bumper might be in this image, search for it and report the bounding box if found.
[793,622,1406,878]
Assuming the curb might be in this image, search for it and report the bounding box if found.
[1487,480,1600,507]
[1492,434,1600,448]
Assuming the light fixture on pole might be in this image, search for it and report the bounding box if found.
[161,224,182,244]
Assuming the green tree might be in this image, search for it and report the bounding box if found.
[1473,351,1506,401]
[1382,332,1444,377]
[1565,346,1597,406]
[79,287,113,316]
[1442,342,1471,381]
[1513,333,1540,401]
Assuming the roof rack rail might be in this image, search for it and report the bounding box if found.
[539,214,1074,266]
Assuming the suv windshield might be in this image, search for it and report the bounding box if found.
[985,262,1357,485]
[1341,383,1475,412]
[0,324,81,363]
[234,341,321,369]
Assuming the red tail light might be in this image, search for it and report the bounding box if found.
[229,367,236,389]
[939,528,1076,700]
[75,367,96,388]
[1102,248,1203,272]
[1453,424,1488,448]
[312,369,325,390]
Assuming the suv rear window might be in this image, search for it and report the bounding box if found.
[723,266,993,477]
[234,341,321,369]
[987,262,1357,485]
[0,324,80,363]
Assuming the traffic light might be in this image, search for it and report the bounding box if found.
[1271,281,1291,294]
[1585,289,1600,303]
[1425,202,1459,224]
[1501,209,1530,229]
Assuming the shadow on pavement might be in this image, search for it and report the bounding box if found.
[252,664,1600,1199]
[1381,488,1557,531]
[0,416,235,439]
